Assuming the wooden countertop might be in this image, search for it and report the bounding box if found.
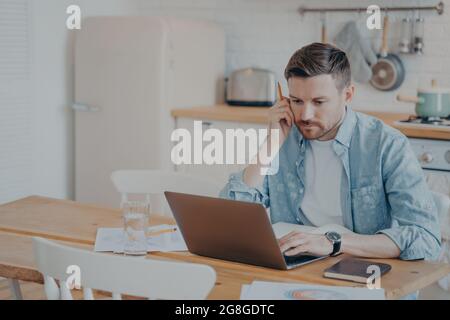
[171,104,450,141]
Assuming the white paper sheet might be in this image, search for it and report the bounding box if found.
[240,281,385,300]
[240,284,251,300]
[147,227,188,252]
[94,224,188,253]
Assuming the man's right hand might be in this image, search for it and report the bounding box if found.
[242,97,294,188]
[268,97,295,145]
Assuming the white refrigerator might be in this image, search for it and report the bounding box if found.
[74,16,225,208]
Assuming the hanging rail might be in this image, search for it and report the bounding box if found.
[299,1,444,15]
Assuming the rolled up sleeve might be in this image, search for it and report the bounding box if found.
[377,135,441,261]
[219,170,270,208]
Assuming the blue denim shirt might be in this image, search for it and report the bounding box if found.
[219,107,441,261]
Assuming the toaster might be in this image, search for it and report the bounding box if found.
[226,68,276,107]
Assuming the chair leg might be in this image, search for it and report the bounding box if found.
[8,279,23,300]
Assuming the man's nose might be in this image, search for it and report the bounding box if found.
[300,104,315,121]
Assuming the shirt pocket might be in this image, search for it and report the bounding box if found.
[351,184,387,233]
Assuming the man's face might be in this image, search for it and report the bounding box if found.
[287,74,353,140]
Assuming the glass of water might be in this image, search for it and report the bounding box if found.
[122,200,150,256]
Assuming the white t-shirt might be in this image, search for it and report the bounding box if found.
[300,139,344,227]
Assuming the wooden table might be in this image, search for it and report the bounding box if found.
[1,196,450,300]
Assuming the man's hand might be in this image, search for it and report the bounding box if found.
[278,231,333,256]
[242,97,294,188]
[268,97,295,144]
[278,231,402,259]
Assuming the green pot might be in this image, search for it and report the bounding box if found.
[415,88,450,118]
[397,81,450,118]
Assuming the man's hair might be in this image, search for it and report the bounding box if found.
[284,42,351,91]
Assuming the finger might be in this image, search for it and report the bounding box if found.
[278,231,304,245]
[275,106,294,122]
[284,245,309,256]
[282,237,308,249]
[279,231,307,245]
[279,237,308,253]
[278,231,297,244]
[274,105,291,112]
[286,106,295,126]
[280,111,293,127]
[272,100,290,110]
[272,112,292,128]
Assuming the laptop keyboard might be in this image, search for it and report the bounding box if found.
[284,254,322,267]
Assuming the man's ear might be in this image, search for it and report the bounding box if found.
[344,84,355,104]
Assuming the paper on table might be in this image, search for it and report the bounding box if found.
[94,227,124,253]
[94,224,188,253]
[147,227,188,252]
[240,281,385,300]
[240,284,251,300]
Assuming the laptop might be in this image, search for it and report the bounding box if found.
[164,191,328,270]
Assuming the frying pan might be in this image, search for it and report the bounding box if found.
[370,15,405,91]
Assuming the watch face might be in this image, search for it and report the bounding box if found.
[327,231,341,241]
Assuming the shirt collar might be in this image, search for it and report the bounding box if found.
[334,106,357,148]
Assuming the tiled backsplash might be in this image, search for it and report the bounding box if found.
[138,0,450,114]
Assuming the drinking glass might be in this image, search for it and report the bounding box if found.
[122,200,150,256]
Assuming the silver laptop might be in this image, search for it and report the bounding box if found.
[164,191,328,270]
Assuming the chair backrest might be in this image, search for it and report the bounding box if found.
[32,237,216,300]
[110,170,223,215]
[432,191,450,240]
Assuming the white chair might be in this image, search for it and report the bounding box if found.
[432,191,450,240]
[430,191,450,292]
[110,170,223,215]
[6,279,23,300]
[32,237,216,300]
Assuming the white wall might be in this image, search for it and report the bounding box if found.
[0,0,33,203]
[0,0,139,204]
[138,0,450,114]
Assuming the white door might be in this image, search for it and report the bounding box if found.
[74,17,166,207]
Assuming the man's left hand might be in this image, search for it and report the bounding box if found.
[278,231,333,256]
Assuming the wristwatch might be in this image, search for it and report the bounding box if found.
[325,231,342,256]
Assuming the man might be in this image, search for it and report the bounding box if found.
[220,43,440,261]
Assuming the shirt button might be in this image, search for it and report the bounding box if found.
[299,188,304,193]
[296,218,301,223]
[295,161,299,166]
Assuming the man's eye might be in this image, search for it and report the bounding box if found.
[315,101,324,105]
[293,100,302,105]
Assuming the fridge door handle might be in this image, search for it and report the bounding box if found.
[72,102,100,112]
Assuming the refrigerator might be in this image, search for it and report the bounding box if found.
[74,16,225,208]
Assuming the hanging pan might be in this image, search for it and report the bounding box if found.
[370,14,405,91]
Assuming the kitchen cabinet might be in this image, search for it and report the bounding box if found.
[174,117,266,187]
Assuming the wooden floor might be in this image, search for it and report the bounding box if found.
[0,278,110,300]
[0,278,46,300]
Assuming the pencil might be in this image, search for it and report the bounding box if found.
[147,227,177,237]
[277,82,283,101]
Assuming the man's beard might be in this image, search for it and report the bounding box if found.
[297,110,346,140]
